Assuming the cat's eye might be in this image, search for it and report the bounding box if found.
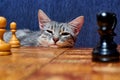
[61,32,70,35]
[47,30,53,34]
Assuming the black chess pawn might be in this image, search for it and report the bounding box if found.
[92,12,119,62]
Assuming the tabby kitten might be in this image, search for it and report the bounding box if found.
[4,9,84,48]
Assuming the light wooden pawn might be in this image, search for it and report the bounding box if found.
[9,22,20,48]
[0,16,11,55]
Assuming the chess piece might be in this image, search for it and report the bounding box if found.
[0,16,11,55]
[92,12,119,62]
[9,22,20,48]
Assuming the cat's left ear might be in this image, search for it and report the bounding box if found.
[69,16,84,35]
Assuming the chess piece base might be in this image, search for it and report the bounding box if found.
[9,40,20,48]
[92,55,119,62]
[92,48,119,62]
[9,31,20,48]
[0,51,11,56]
[11,44,20,48]
[0,40,11,56]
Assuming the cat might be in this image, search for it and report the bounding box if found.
[4,9,84,48]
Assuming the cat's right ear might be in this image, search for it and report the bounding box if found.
[38,9,51,29]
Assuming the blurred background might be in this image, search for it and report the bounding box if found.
[0,0,120,47]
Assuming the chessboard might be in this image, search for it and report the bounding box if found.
[0,13,120,80]
[0,46,120,80]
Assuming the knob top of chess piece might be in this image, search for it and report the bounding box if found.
[97,12,117,36]
[10,22,16,30]
[0,16,7,29]
[97,12,117,30]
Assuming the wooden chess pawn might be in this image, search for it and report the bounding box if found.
[9,22,20,48]
[0,16,11,55]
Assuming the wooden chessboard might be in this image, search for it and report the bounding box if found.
[0,47,120,80]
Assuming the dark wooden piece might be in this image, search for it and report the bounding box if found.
[92,12,119,62]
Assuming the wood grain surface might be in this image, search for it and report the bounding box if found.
[0,47,120,80]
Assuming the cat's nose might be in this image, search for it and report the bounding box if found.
[53,38,59,43]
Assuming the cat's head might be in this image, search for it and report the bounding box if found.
[37,9,84,48]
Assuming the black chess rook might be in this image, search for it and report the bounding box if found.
[92,12,119,62]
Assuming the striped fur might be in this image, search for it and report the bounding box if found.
[4,10,84,48]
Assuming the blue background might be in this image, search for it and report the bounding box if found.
[0,0,120,47]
